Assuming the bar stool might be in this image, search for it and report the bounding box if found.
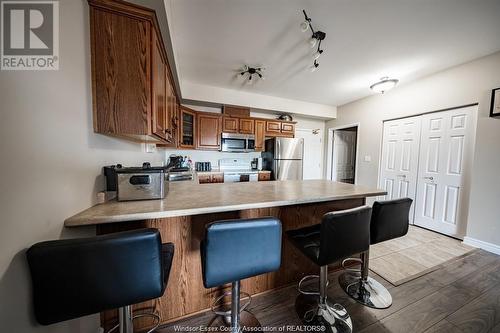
[339,198,413,309]
[26,229,174,333]
[201,217,282,333]
[287,206,372,333]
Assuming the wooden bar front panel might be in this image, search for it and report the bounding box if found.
[96,198,365,331]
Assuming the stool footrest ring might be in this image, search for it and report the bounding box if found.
[211,291,252,317]
[106,312,160,333]
[298,275,329,296]
[341,257,363,273]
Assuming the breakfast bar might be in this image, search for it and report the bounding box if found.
[65,180,385,331]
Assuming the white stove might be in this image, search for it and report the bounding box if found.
[219,159,259,183]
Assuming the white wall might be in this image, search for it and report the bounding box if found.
[326,51,500,248]
[0,1,165,332]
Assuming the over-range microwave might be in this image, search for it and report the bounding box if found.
[221,133,255,152]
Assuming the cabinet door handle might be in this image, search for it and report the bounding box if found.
[423,176,434,180]
[397,174,407,178]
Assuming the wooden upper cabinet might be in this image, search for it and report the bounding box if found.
[223,105,250,117]
[152,30,167,140]
[222,117,239,133]
[179,106,196,149]
[89,0,177,144]
[266,121,282,135]
[197,113,222,150]
[254,120,266,151]
[239,118,255,134]
[281,122,295,137]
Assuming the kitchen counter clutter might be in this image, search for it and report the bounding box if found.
[64,180,384,226]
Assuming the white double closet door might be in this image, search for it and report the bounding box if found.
[379,106,475,238]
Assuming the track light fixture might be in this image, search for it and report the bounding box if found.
[301,10,326,72]
[240,65,265,84]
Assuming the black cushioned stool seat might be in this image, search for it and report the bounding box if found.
[201,217,282,333]
[339,198,413,310]
[27,228,174,333]
[287,206,372,333]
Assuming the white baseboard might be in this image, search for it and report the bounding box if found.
[463,236,500,255]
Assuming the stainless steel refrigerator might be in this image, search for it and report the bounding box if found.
[263,137,304,180]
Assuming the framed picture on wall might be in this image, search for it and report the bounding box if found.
[491,87,500,118]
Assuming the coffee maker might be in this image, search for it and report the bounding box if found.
[166,155,187,172]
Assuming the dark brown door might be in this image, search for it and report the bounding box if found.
[151,30,167,140]
[197,113,222,150]
[255,120,266,151]
[239,118,255,134]
[223,117,239,133]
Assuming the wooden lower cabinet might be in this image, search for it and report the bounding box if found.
[258,172,271,181]
[96,198,365,331]
[198,173,224,184]
[211,173,224,183]
[196,113,222,150]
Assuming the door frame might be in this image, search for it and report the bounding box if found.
[326,123,360,183]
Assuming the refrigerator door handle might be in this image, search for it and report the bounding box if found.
[276,139,281,160]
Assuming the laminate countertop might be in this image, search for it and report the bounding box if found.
[64,180,386,227]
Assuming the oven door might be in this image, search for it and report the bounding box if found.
[221,134,247,152]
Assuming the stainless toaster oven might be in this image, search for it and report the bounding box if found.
[116,165,167,201]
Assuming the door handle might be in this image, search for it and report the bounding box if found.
[423,176,434,181]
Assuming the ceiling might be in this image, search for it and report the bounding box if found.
[168,0,500,107]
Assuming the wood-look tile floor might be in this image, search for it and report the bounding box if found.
[369,226,475,285]
[158,249,500,333]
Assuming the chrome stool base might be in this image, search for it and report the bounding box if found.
[208,310,261,333]
[107,305,161,333]
[210,281,261,332]
[339,272,392,309]
[295,293,353,333]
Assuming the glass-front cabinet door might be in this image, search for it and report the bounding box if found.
[180,107,196,148]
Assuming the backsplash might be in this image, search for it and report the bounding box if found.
[164,149,261,169]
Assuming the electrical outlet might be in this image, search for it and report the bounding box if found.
[144,143,157,153]
[364,155,372,162]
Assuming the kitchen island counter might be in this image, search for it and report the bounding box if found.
[65,180,385,331]
[65,180,385,226]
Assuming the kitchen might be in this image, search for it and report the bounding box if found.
[2,1,500,333]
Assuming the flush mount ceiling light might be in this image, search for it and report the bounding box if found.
[300,10,326,72]
[370,77,399,94]
[240,65,265,85]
